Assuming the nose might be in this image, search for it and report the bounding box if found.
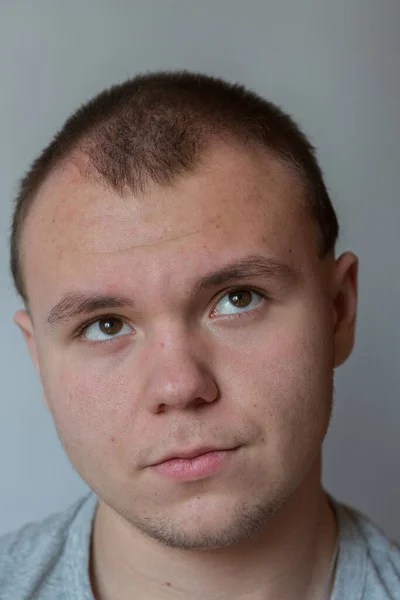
[142,329,219,414]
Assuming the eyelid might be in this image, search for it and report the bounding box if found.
[74,285,269,339]
[211,284,271,309]
[214,284,269,300]
[211,286,269,317]
[74,314,131,339]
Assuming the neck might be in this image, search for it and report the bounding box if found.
[90,457,338,600]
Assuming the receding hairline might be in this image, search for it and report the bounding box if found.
[34,122,307,191]
[19,135,320,316]
[11,70,339,305]
[20,131,311,248]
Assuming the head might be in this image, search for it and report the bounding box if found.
[11,71,357,550]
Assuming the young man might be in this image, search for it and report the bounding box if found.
[1,71,398,599]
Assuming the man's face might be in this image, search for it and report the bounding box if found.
[17,141,354,549]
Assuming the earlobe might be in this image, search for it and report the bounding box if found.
[13,309,41,375]
[332,252,359,367]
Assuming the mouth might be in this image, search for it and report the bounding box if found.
[151,446,237,465]
[149,447,241,482]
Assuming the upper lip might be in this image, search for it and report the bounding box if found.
[150,446,237,466]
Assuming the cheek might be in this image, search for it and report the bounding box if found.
[227,312,334,442]
[42,360,134,459]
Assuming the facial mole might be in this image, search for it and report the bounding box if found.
[165,582,172,587]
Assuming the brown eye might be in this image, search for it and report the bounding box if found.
[83,317,133,341]
[228,290,253,308]
[212,288,264,318]
[98,318,123,336]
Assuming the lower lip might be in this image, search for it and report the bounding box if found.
[152,449,238,482]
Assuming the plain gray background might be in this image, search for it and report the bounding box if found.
[0,0,399,540]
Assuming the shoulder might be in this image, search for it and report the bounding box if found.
[336,499,400,599]
[0,493,95,598]
[347,502,400,561]
[0,494,88,558]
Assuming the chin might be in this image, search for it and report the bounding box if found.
[130,493,281,550]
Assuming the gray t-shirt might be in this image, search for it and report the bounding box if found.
[0,492,399,599]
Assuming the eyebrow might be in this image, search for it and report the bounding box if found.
[46,254,300,327]
[47,294,137,327]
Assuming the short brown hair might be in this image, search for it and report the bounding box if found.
[10,70,339,303]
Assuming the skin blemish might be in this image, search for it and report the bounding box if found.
[110,436,116,443]
[165,582,172,587]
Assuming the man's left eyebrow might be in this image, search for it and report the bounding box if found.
[191,254,301,296]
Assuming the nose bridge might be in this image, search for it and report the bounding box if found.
[141,324,218,413]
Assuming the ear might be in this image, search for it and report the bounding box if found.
[14,309,49,411]
[331,252,359,367]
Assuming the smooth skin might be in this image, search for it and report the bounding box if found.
[15,139,357,600]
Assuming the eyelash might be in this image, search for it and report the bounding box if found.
[211,286,268,321]
[74,286,269,341]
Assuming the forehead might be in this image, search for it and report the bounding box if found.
[22,141,315,310]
